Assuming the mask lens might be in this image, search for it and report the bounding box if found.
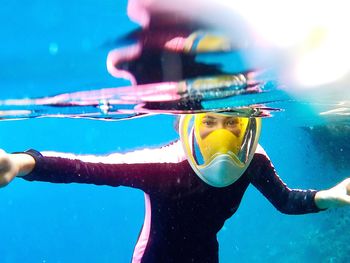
[193,113,252,166]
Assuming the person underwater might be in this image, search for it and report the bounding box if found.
[1,112,350,263]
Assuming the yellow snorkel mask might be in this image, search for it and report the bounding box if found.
[179,113,261,187]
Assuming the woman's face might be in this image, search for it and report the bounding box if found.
[198,113,242,139]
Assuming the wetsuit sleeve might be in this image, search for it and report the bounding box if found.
[247,152,323,214]
[21,148,187,193]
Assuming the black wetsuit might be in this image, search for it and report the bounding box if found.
[22,142,321,263]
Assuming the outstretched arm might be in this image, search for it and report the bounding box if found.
[247,147,322,214]
[0,141,188,193]
[249,147,350,212]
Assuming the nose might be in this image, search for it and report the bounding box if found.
[217,122,225,129]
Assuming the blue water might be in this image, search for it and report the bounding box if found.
[1,1,350,262]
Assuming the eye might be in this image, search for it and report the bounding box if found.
[226,118,239,127]
[202,118,216,127]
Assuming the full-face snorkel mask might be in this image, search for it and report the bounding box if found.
[179,113,261,187]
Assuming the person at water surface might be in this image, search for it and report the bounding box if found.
[1,112,350,263]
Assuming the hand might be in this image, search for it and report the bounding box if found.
[315,178,350,209]
[0,149,19,187]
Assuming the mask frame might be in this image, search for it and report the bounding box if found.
[179,113,261,187]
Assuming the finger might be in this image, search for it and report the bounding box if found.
[342,178,350,194]
[0,150,7,163]
[339,195,350,206]
[342,178,350,185]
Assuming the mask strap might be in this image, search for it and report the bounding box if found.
[238,118,256,163]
